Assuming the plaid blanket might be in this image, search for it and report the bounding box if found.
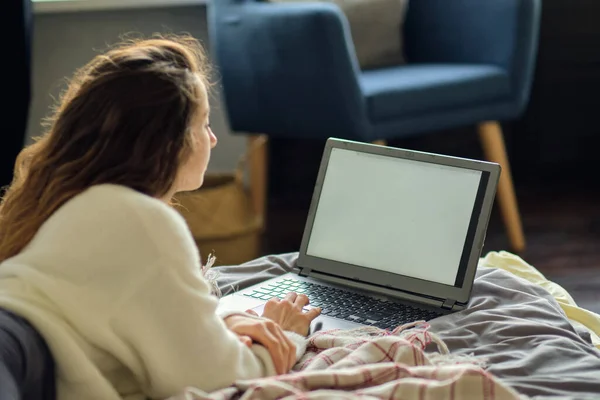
[169,322,524,400]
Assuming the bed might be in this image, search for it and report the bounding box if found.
[171,251,600,400]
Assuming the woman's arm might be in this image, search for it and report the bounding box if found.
[104,193,310,398]
[109,260,293,399]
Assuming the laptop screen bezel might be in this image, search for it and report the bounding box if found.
[297,138,500,305]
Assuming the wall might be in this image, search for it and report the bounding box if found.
[29,5,244,173]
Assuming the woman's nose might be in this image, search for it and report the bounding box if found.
[209,129,218,148]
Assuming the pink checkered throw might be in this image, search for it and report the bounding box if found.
[170,322,524,400]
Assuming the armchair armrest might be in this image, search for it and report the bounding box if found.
[404,0,541,113]
[209,1,369,139]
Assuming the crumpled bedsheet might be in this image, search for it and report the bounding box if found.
[184,251,600,399]
[170,322,523,400]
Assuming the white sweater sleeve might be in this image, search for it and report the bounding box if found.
[106,200,307,399]
[110,259,272,398]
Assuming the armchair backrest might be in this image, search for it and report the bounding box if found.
[208,0,369,139]
[403,0,541,113]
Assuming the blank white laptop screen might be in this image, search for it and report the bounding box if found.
[306,148,482,287]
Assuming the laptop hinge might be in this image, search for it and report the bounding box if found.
[442,299,456,311]
[299,268,312,277]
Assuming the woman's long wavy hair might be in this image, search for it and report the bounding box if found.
[0,34,211,263]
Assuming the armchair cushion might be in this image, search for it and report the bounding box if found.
[270,0,408,70]
[360,64,511,121]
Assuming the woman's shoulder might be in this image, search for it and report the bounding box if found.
[47,184,195,253]
[75,184,188,230]
[75,183,163,208]
[15,184,199,270]
[54,184,142,223]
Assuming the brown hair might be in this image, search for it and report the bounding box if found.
[0,34,211,262]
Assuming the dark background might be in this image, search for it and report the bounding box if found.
[0,0,32,189]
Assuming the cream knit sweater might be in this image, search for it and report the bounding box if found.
[0,184,305,399]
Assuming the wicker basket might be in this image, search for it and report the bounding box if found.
[174,168,263,266]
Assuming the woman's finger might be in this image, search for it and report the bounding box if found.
[287,334,297,370]
[266,297,280,305]
[304,307,322,322]
[257,321,287,375]
[238,335,253,348]
[285,335,296,371]
[269,321,296,372]
[294,294,310,308]
[226,315,292,371]
[284,292,297,302]
[245,309,259,316]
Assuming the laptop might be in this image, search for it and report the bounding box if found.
[217,138,500,332]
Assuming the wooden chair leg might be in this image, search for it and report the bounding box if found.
[372,139,387,146]
[248,135,268,230]
[477,121,526,252]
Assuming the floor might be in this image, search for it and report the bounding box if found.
[262,183,600,314]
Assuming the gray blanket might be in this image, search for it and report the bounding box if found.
[214,253,600,399]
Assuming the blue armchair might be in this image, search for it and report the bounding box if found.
[208,0,541,252]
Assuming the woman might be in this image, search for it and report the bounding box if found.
[0,35,320,399]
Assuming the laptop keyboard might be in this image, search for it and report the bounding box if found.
[243,277,443,330]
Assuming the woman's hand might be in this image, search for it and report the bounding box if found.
[235,334,253,348]
[224,314,296,375]
[260,292,322,336]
